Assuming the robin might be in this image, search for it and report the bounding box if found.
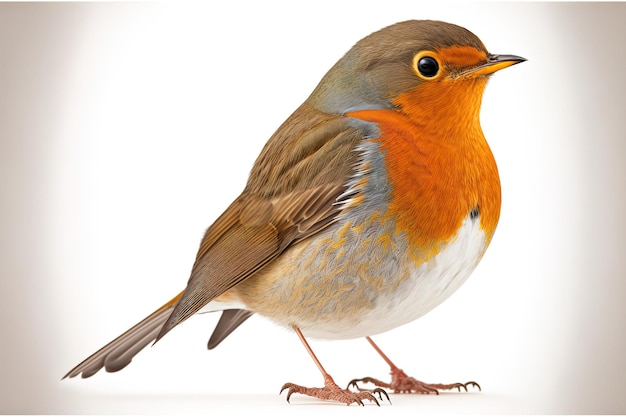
[64,20,525,405]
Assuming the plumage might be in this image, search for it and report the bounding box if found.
[64,20,524,405]
[64,293,180,378]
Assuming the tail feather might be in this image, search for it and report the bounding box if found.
[64,292,182,379]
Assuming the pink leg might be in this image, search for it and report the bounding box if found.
[280,328,390,405]
[347,337,481,395]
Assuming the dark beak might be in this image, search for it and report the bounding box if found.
[464,54,527,77]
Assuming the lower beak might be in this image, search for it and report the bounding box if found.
[466,54,527,77]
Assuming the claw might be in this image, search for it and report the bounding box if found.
[461,381,481,392]
[348,368,480,395]
[280,381,387,406]
[347,376,390,392]
[347,379,360,391]
[279,383,294,403]
[373,388,391,404]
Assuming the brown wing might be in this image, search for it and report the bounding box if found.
[64,105,378,378]
[156,182,347,341]
[156,104,378,342]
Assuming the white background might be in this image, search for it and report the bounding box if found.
[1,2,625,414]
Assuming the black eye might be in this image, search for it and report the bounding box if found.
[417,56,439,78]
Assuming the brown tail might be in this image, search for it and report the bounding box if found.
[63,292,183,379]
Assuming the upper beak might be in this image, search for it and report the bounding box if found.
[463,54,527,77]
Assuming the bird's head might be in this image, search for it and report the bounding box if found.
[307,20,525,122]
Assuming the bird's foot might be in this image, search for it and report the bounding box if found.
[347,367,480,395]
[281,374,390,406]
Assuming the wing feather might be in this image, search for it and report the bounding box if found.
[64,93,381,379]
[157,106,378,341]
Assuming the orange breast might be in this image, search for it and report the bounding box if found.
[347,77,501,261]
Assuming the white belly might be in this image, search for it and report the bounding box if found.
[301,213,487,339]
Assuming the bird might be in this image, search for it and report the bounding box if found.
[63,19,525,406]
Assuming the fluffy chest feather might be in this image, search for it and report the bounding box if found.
[233,209,487,339]
[234,129,497,338]
[346,107,501,256]
[233,93,501,338]
[306,211,486,339]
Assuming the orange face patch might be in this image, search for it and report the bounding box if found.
[437,45,487,70]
